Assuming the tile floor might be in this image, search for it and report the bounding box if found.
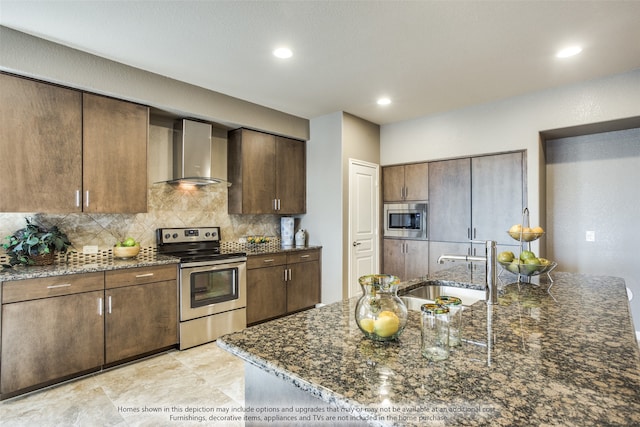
[0,342,245,426]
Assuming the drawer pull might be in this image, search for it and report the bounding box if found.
[263,259,275,263]
[300,255,310,258]
[47,283,72,289]
[135,273,154,278]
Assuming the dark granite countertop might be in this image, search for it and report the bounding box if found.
[0,247,179,282]
[242,244,322,256]
[218,271,640,426]
[0,244,322,282]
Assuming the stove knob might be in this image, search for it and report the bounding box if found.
[205,232,211,237]
[172,233,178,239]
[164,233,171,240]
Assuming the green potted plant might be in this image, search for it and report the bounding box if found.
[2,218,73,266]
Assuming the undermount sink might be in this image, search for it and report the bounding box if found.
[400,281,485,310]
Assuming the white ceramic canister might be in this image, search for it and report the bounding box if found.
[281,217,294,247]
[295,229,306,247]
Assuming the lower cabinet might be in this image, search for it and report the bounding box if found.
[382,239,429,281]
[247,249,321,325]
[286,250,321,313]
[0,265,178,399]
[104,265,178,364]
[0,272,105,398]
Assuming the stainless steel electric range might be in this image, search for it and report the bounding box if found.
[156,227,247,350]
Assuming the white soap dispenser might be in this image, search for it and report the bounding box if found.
[295,229,306,247]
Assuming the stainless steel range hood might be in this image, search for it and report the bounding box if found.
[167,119,231,186]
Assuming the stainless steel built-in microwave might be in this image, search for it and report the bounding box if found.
[384,203,427,239]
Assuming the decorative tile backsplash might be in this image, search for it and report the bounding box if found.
[0,183,282,255]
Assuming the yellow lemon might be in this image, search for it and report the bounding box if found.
[374,312,400,337]
[359,318,375,333]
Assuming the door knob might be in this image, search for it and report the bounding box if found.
[353,241,361,247]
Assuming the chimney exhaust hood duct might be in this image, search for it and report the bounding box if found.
[167,119,231,186]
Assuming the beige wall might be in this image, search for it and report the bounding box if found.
[304,112,381,304]
[381,69,640,253]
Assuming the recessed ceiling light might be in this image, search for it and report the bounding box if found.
[556,46,582,58]
[273,47,293,59]
[377,97,391,106]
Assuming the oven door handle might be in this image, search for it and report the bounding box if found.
[180,259,247,270]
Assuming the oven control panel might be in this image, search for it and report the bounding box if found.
[157,227,220,243]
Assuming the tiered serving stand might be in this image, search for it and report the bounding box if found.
[498,208,557,284]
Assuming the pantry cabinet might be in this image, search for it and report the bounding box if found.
[246,249,321,325]
[228,128,306,214]
[0,272,105,398]
[0,73,149,213]
[383,239,429,281]
[428,152,525,245]
[382,163,429,202]
[0,73,82,212]
[104,265,178,364]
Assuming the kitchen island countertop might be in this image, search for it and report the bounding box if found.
[218,271,640,426]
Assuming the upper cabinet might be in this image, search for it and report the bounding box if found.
[0,74,149,213]
[382,163,428,202]
[228,128,306,214]
[82,93,148,213]
[428,158,472,242]
[428,152,525,245]
[471,152,525,244]
[0,73,83,212]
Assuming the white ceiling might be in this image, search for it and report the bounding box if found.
[1,1,639,125]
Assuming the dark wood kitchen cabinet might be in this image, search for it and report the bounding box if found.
[428,157,472,242]
[228,128,306,214]
[382,239,429,281]
[428,152,524,245]
[0,272,104,399]
[382,163,428,202]
[246,253,287,324]
[0,73,83,212]
[104,265,178,364]
[246,249,321,325]
[83,93,149,213]
[286,249,321,313]
[0,73,149,213]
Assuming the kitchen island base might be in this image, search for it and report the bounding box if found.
[245,362,368,426]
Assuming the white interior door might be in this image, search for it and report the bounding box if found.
[348,159,379,298]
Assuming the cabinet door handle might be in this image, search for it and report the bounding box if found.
[75,190,81,208]
[98,297,103,316]
[47,283,71,289]
[473,228,477,239]
[85,190,90,208]
[467,228,471,239]
[284,269,288,281]
[108,295,112,314]
[288,268,292,281]
[135,273,154,278]
[277,199,281,210]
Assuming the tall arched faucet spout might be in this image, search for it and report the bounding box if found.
[437,240,498,304]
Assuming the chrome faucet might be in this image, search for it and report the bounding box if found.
[437,240,498,305]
